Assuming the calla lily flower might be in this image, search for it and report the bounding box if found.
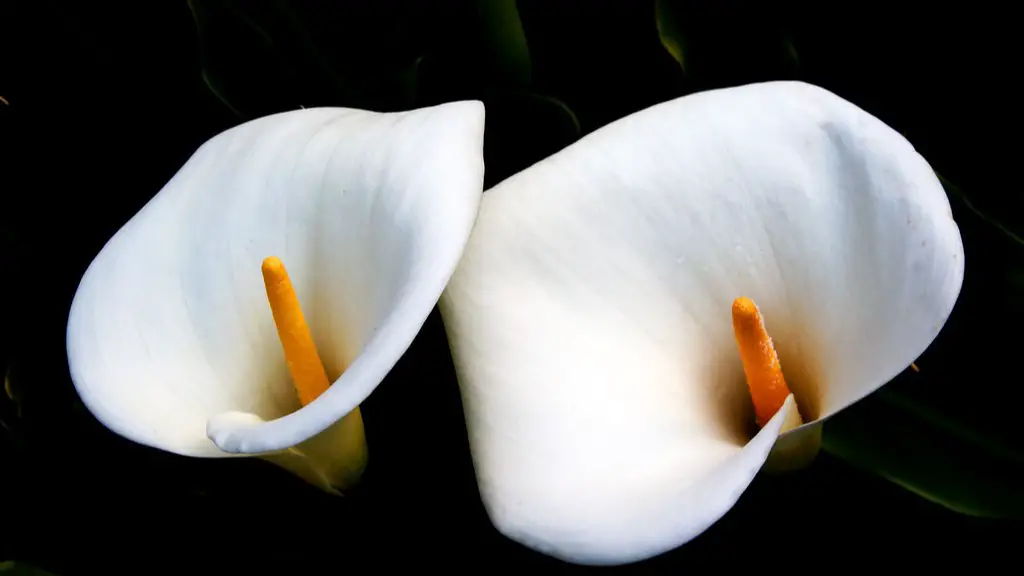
[440,81,964,565]
[67,101,485,493]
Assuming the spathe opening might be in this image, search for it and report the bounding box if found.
[709,336,824,448]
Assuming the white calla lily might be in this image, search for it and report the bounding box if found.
[67,101,485,493]
[440,81,963,565]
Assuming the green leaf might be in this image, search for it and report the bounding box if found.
[782,36,800,67]
[4,366,22,418]
[473,0,531,88]
[0,562,60,576]
[938,173,1024,248]
[651,2,799,86]
[187,1,428,115]
[654,0,686,71]
[187,0,297,116]
[822,386,1024,518]
[414,1,533,106]
[527,94,581,135]
[821,166,1024,518]
[481,92,581,188]
[1,366,22,446]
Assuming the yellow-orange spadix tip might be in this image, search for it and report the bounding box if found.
[261,255,330,407]
[731,296,799,428]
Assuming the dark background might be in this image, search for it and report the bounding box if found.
[1,1,1022,573]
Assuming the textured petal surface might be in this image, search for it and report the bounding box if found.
[68,101,485,457]
[440,81,963,564]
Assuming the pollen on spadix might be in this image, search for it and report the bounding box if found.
[261,256,368,491]
[262,256,333,406]
[731,296,803,430]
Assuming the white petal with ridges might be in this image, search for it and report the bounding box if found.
[67,101,485,488]
[440,81,963,564]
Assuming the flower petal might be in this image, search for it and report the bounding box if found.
[67,101,485,459]
[439,81,962,563]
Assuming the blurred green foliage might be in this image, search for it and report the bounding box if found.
[0,562,59,576]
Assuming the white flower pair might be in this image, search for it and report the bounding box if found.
[66,81,963,565]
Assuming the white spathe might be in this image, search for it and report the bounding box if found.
[67,101,486,492]
[439,81,964,565]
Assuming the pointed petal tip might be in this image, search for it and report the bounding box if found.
[68,98,488,464]
[417,98,486,134]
